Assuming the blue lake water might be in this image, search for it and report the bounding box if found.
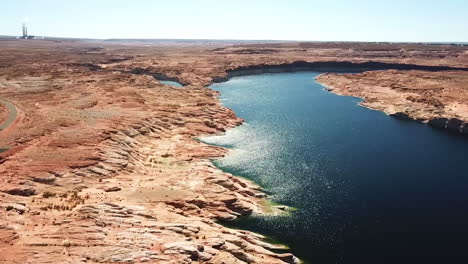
[202,72,468,264]
[160,80,183,87]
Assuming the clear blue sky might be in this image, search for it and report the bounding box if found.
[1,0,467,42]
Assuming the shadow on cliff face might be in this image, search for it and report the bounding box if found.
[211,61,468,137]
[130,67,185,87]
[222,61,468,78]
[428,117,468,135]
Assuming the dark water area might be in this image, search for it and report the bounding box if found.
[160,80,183,87]
[202,72,468,264]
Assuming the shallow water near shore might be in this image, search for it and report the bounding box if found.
[202,72,468,264]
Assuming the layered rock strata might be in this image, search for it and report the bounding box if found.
[316,70,468,135]
[1,40,468,263]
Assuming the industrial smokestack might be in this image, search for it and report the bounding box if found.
[22,22,28,38]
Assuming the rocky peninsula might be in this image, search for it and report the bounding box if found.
[0,40,467,263]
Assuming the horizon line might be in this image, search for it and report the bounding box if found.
[1,34,467,45]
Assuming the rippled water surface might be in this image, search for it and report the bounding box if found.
[201,72,468,263]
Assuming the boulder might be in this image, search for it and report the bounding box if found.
[89,166,112,177]
[122,127,140,137]
[3,186,37,196]
[104,186,121,192]
[229,200,254,216]
[3,203,28,214]
[31,174,57,184]
[203,120,217,128]
[163,242,203,260]
[229,249,255,263]
[276,253,301,264]
[213,211,236,221]
[219,195,238,205]
[206,238,225,249]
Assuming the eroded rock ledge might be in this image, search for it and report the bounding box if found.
[1,115,299,263]
[316,70,468,136]
[2,40,468,264]
[212,60,468,83]
[0,59,299,263]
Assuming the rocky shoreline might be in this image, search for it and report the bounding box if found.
[210,61,468,136]
[0,42,301,264]
[1,40,468,263]
[0,97,300,263]
[316,71,468,136]
[214,60,468,83]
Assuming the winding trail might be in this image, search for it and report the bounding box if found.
[0,99,17,132]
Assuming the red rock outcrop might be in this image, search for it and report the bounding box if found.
[316,70,468,134]
[1,39,468,263]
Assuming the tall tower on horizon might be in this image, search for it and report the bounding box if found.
[22,22,28,38]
